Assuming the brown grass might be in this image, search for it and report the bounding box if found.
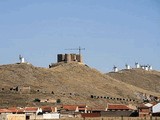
[0,63,160,107]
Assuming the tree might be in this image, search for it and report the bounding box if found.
[33,98,40,102]
[57,99,61,104]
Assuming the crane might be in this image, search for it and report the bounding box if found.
[65,46,85,55]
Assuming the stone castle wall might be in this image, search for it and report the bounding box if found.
[57,54,83,63]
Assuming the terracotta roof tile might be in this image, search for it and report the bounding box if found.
[63,105,77,111]
[138,104,151,108]
[0,108,24,113]
[91,108,106,111]
[0,109,12,113]
[79,108,86,110]
[108,104,131,110]
[24,107,38,112]
[78,105,86,108]
[41,106,52,112]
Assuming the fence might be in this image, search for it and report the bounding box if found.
[34,117,160,120]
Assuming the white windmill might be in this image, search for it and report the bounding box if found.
[19,55,25,63]
[113,65,118,72]
[144,65,149,71]
[135,62,140,68]
[125,64,131,69]
[149,65,153,71]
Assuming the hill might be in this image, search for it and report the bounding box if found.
[0,63,160,108]
[106,69,160,93]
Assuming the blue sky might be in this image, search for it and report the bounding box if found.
[0,0,160,72]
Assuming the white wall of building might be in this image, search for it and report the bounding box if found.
[152,103,160,113]
[43,113,60,119]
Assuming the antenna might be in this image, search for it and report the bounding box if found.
[65,46,85,55]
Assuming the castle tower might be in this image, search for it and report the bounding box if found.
[56,53,83,63]
[76,54,83,63]
[57,54,65,62]
[65,54,71,63]
[71,54,77,61]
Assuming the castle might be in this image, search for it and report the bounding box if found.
[49,53,83,68]
[57,54,83,63]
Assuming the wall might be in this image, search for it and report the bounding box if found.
[57,54,83,63]
[29,114,43,120]
[0,113,7,120]
[40,117,160,120]
[43,113,60,119]
[7,114,26,120]
[101,111,134,117]
[26,116,160,120]
[19,86,31,94]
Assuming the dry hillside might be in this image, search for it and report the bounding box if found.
[0,63,160,108]
[107,69,160,93]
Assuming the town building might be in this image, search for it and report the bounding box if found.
[152,103,160,116]
[138,104,152,117]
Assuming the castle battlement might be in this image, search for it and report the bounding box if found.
[57,53,83,63]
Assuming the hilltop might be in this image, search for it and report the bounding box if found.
[107,68,160,93]
[0,62,160,108]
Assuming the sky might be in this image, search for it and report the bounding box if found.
[0,0,160,73]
